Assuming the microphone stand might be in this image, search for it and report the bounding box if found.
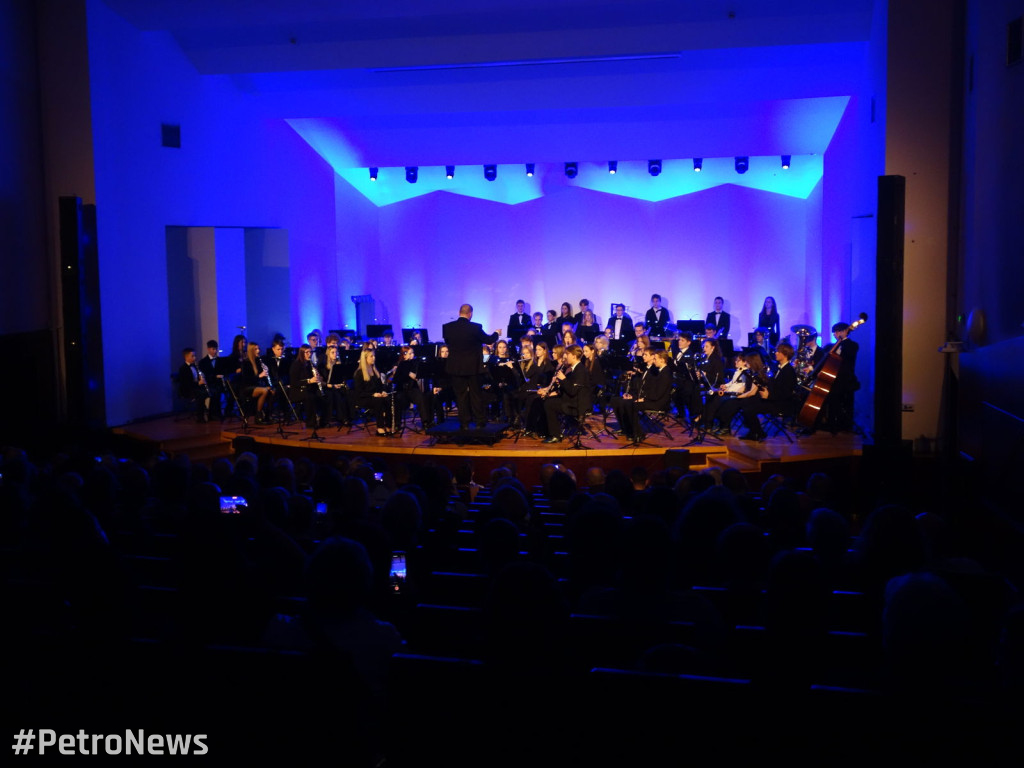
[223,378,250,432]
[300,415,326,443]
[275,379,299,438]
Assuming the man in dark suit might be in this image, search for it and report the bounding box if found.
[605,303,636,342]
[178,347,208,421]
[819,322,860,432]
[645,293,671,337]
[197,340,225,420]
[442,304,501,429]
[705,296,731,339]
[507,299,531,341]
[611,349,672,440]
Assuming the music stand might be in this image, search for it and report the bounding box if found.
[402,327,429,344]
[609,339,631,356]
[677,320,706,338]
[274,380,300,438]
[366,324,393,340]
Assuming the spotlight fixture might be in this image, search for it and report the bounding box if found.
[781,155,791,170]
[369,167,378,181]
[693,158,703,172]
[648,159,662,177]
[525,163,535,177]
[484,164,497,182]
[608,161,617,174]
[446,165,455,179]
[564,162,578,179]
[734,156,749,174]
[405,166,418,184]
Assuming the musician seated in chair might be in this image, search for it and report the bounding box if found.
[582,343,606,414]
[238,342,276,423]
[322,344,354,426]
[393,345,435,428]
[431,345,454,424]
[752,329,776,372]
[706,352,764,436]
[178,347,209,422]
[611,349,672,441]
[290,344,327,429]
[540,345,587,443]
[197,339,227,421]
[352,348,394,436]
[716,342,798,442]
[672,332,702,424]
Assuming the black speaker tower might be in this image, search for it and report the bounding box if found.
[874,176,905,449]
[59,196,106,426]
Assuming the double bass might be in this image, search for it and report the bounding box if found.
[796,313,868,429]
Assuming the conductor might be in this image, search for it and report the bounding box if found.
[442,304,501,429]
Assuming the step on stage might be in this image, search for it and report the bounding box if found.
[114,412,865,488]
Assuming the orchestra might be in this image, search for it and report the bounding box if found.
[176,298,861,441]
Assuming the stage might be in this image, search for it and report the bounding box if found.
[113,411,865,488]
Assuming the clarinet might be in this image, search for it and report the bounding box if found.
[260,359,273,389]
[312,361,325,396]
[194,365,210,398]
[379,367,398,433]
[544,361,571,397]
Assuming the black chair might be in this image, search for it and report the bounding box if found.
[758,408,795,443]
[561,383,600,449]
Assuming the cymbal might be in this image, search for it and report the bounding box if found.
[791,324,817,336]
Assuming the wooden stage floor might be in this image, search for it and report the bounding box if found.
[114,411,865,488]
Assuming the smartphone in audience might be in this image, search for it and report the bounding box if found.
[219,495,246,514]
[390,551,407,594]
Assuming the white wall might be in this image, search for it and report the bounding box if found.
[85,0,336,424]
